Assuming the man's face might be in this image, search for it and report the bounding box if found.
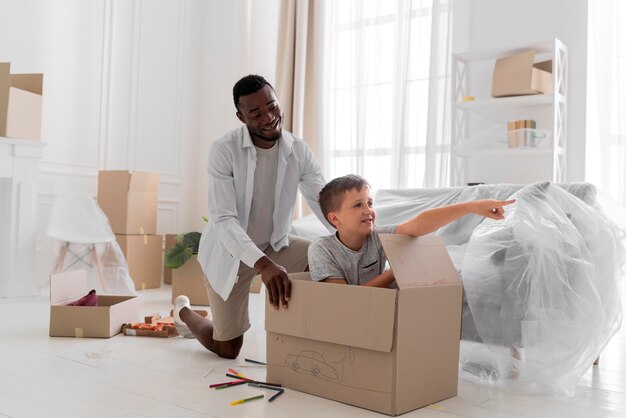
[236,85,283,145]
[328,187,376,237]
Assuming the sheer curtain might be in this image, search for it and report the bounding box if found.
[321,0,453,191]
[586,1,626,206]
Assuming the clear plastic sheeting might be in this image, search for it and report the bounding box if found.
[46,193,137,296]
[290,182,625,395]
[460,182,624,395]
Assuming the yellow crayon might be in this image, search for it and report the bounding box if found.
[230,394,264,406]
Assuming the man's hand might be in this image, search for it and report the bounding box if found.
[255,256,291,310]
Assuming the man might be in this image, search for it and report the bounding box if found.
[173,74,328,359]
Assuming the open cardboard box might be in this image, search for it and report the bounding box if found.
[97,170,160,235]
[0,62,43,140]
[492,50,553,97]
[265,235,463,416]
[49,269,138,338]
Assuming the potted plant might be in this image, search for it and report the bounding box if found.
[165,232,209,305]
[164,232,201,269]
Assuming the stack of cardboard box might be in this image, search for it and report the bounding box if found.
[97,170,163,290]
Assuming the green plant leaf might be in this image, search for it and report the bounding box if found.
[164,242,193,269]
[182,232,201,254]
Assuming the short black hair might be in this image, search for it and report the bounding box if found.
[233,75,274,111]
[318,174,371,228]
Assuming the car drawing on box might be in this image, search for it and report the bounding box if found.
[285,350,339,381]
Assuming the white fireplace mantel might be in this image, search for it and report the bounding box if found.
[0,137,46,297]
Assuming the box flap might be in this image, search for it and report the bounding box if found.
[533,60,552,74]
[128,171,160,192]
[50,270,87,305]
[492,49,537,97]
[379,234,460,288]
[10,74,43,95]
[265,277,397,352]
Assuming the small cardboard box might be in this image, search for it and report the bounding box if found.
[265,235,463,416]
[492,50,552,98]
[163,234,180,284]
[49,269,138,338]
[0,62,43,140]
[97,170,160,235]
[116,234,163,290]
[171,255,209,305]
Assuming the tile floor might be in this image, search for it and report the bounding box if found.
[1,284,626,418]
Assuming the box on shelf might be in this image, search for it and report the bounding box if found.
[0,62,43,140]
[171,255,209,305]
[492,50,552,98]
[49,269,138,338]
[116,234,163,290]
[266,235,463,416]
[97,170,160,235]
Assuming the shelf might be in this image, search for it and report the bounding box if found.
[455,94,554,110]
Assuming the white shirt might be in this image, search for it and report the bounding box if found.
[198,126,328,301]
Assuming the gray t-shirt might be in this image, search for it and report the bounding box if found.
[308,225,397,285]
[247,144,279,251]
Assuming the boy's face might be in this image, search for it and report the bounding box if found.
[328,187,375,237]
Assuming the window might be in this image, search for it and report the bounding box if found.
[323,0,452,191]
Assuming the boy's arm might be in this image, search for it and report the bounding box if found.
[322,270,395,288]
[396,199,515,237]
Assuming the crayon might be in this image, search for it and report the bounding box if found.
[230,394,264,406]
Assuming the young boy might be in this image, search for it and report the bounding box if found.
[308,174,515,288]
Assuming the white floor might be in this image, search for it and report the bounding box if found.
[2,285,626,418]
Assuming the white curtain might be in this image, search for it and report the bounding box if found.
[320,0,453,191]
[586,1,626,206]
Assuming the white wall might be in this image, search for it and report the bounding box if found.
[0,0,280,288]
[453,0,589,182]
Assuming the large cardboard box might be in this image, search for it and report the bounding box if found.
[116,234,163,290]
[265,235,463,416]
[171,255,210,306]
[97,170,160,235]
[163,234,180,284]
[49,269,138,338]
[0,62,43,140]
[492,50,553,98]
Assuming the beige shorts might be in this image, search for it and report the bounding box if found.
[206,235,310,341]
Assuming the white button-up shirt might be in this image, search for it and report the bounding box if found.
[197,126,328,301]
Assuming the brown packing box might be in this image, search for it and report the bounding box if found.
[117,234,163,290]
[0,62,44,140]
[265,235,463,416]
[492,50,553,97]
[49,269,138,338]
[171,255,210,305]
[97,170,160,235]
[163,234,180,284]
[166,232,260,294]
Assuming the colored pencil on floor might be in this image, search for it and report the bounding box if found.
[230,394,264,406]
[244,358,266,365]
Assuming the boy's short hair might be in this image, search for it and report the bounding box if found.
[233,74,274,111]
[318,174,371,225]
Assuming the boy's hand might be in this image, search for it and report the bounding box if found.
[256,257,291,310]
[470,199,516,220]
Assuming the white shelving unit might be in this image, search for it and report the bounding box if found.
[450,39,568,185]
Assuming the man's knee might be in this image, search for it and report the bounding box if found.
[214,336,243,359]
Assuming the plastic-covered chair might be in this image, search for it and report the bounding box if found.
[46,193,136,295]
